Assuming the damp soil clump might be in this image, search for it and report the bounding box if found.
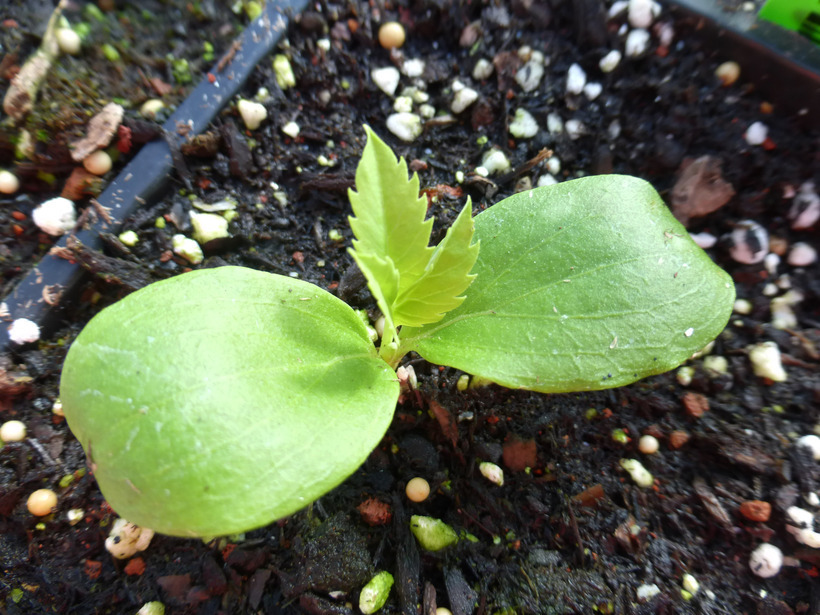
[1,1,819,614]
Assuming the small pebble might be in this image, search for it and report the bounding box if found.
[451,86,479,114]
[237,99,267,130]
[625,29,651,57]
[620,458,654,488]
[583,82,602,100]
[786,241,817,267]
[564,119,585,140]
[546,112,563,134]
[733,298,752,314]
[0,169,20,194]
[749,543,782,578]
[8,318,40,344]
[515,60,544,92]
[385,113,422,142]
[172,234,204,265]
[378,22,405,49]
[715,61,740,86]
[481,149,511,175]
[479,461,504,486]
[56,28,82,55]
[0,420,26,442]
[282,121,300,138]
[566,63,587,95]
[789,181,820,230]
[744,121,768,146]
[748,341,787,382]
[628,0,657,28]
[537,174,558,187]
[599,50,622,73]
[32,196,76,236]
[140,99,165,119]
[405,477,431,502]
[401,58,425,78]
[638,434,659,454]
[27,489,58,516]
[372,67,401,96]
[764,252,780,275]
[729,220,768,265]
[83,150,112,175]
[509,108,538,138]
[472,58,494,81]
[796,434,820,460]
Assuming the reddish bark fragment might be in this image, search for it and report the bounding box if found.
[670,156,735,226]
[572,483,606,507]
[357,497,392,526]
[157,574,192,603]
[429,400,458,448]
[682,392,709,418]
[124,556,145,576]
[739,500,772,522]
[84,559,102,580]
[502,436,537,471]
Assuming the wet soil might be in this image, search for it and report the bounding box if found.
[1,1,819,614]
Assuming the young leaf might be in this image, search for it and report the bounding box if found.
[60,267,399,537]
[348,127,478,331]
[401,175,735,393]
[392,199,479,327]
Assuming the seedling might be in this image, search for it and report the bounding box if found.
[60,128,734,537]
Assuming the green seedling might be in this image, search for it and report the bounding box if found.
[60,128,734,537]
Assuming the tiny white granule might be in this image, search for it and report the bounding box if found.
[628,0,656,28]
[509,108,539,139]
[515,60,544,93]
[386,113,422,142]
[472,58,494,81]
[371,67,400,96]
[451,86,479,113]
[796,435,820,461]
[599,50,622,73]
[9,318,40,344]
[625,29,651,57]
[745,121,768,146]
[787,242,817,267]
[749,543,783,578]
[236,99,267,130]
[729,220,768,265]
[583,82,603,100]
[733,299,752,315]
[636,583,660,602]
[785,506,820,548]
[32,197,76,236]
[547,112,564,134]
[748,341,787,382]
[764,253,780,275]
[608,0,629,19]
[690,232,717,249]
[565,119,585,140]
[546,157,561,175]
[789,181,820,230]
[401,58,425,78]
[566,63,587,95]
[537,174,558,187]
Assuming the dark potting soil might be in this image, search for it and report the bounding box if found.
[1,1,819,614]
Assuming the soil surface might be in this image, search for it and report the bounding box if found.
[1,1,819,614]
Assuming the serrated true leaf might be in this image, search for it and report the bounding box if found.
[348,127,433,326]
[60,267,399,537]
[392,198,479,326]
[400,175,735,392]
[348,128,477,330]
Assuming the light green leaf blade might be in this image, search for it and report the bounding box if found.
[60,267,399,537]
[348,126,433,296]
[401,175,735,392]
[393,198,479,327]
[350,250,400,333]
